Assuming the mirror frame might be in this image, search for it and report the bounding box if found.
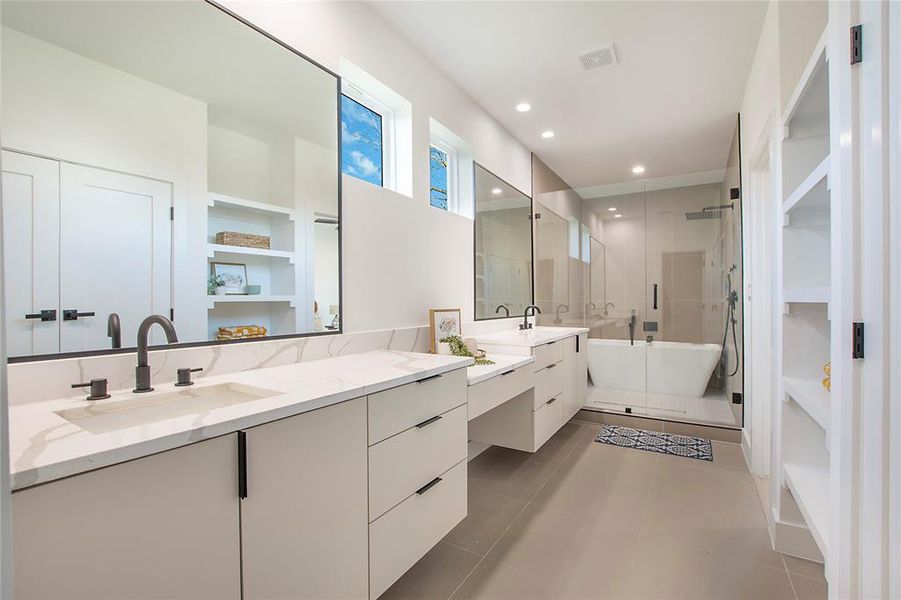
[472,161,534,321]
[5,0,344,364]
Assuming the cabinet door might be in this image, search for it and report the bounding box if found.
[241,398,368,599]
[1,150,60,358]
[59,163,172,353]
[562,335,579,423]
[12,435,241,600]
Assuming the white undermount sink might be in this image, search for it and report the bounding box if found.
[56,382,279,434]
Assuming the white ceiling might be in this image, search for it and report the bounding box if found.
[370,1,767,190]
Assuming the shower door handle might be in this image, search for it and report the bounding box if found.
[652,284,658,310]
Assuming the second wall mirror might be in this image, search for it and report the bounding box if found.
[473,163,533,320]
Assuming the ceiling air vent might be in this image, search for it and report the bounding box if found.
[578,44,618,71]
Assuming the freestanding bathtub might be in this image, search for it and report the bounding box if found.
[587,339,722,398]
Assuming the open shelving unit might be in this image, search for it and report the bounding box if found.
[772,29,833,569]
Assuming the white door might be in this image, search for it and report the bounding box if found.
[1,151,60,358]
[59,163,171,352]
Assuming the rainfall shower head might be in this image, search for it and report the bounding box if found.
[684,203,734,221]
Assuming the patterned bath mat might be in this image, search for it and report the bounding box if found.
[594,424,713,461]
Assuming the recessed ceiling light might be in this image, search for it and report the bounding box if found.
[632,165,646,174]
[608,207,617,212]
[614,214,622,219]
[516,102,531,113]
[541,130,555,139]
[491,187,503,195]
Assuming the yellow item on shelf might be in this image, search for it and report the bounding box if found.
[216,325,267,340]
[821,361,831,392]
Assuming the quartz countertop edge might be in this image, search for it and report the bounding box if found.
[466,354,535,386]
[9,350,472,491]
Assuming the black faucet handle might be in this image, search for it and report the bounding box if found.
[175,367,203,387]
[72,378,110,401]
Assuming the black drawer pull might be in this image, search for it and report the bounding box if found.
[237,431,247,499]
[546,397,557,405]
[415,477,442,495]
[415,414,442,429]
[416,374,442,384]
[500,369,516,376]
[545,364,557,370]
[546,341,556,345]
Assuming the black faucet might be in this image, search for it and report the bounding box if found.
[134,315,179,393]
[495,304,510,317]
[554,304,569,324]
[107,313,122,349]
[520,305,541,330]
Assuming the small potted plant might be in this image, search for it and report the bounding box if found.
[208,274,227,295]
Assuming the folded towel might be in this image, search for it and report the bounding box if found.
[217,325,267,340]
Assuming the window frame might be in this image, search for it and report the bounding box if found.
[429,133,458,213]
[341,80,394,189]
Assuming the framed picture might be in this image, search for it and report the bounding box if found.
[211,261,247,294]
[429,308,462,353]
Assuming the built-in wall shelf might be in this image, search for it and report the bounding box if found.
[782,462,830,557]
[784,286,830,304]
[207,244,295,262]
[208,192,296,220]
[784,377,830,432]
[207,295,295,309]
[783,156,829,215]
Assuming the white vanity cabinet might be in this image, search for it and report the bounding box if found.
[470,332,587,453]
[241,397,369,600]
[367,368,468,599]
[11,434,242,600]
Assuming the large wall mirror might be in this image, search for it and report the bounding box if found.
[473,164,533,320]
[1,0,340,361]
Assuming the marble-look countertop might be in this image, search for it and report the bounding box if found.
[474,326,589,350]
[9,351,472,491]
[466,354,535,386]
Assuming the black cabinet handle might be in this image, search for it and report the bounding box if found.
[415,414,442,429]
[416,374,442,384]
[500,369,515,376]
[63,309,95,321]
[546,397,557,405]
[546,364,557,370]
[25,309,56,322]
[652,284,658,310]
[237,431,247,499]
[415,476,442,495]
[576,335,580,353]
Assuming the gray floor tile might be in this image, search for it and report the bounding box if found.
[789,572,829,600]
[381,542,481,600]
[443,487,529,556]
[783,554,826,580]
[467,447,560,501]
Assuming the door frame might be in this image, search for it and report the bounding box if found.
[744,110,779,477]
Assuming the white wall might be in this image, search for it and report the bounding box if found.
[225,1,534,330]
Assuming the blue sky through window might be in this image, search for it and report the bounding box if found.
[429,146,448,210]
[341,94,383,186]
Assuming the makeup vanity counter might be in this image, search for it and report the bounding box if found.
[469,326,589,452]
[10,350,472,600]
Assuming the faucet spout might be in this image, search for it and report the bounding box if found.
[495,304,510,318]
[134,314,178,393]
[107,313,122,349]
[521,305,541,330]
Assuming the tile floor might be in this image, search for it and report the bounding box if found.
[382,419,827,600]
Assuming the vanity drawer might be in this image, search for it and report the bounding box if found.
[533,394,564,450]
[369,459,467,600]
[532,341,564,371]
[468,365,533,420]
[369,404,467,521]
[369,368,467,444]
[533,362,564,409]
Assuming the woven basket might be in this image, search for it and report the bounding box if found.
[215,231,271,249]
